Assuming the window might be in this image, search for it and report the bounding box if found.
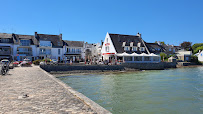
[18,47,32,52]
[67,48,69,53]
[20,40,30,46]
[134,56,142,61]
[124,56,133,61]
[153,57,160,61]
[144,57,150,61]
[124,46,130,51]
[68,48,71,53]
[106,38,108,42]
[72,48,75,53]
[132,47,137,51]
[39,41,51,47]
[105,46,109,52]
[58,49,60,55]
[39,48,51,55]
[140,47,145,51]
[1,39,9,43]
[76,48,81,53]
[169,48,171,51]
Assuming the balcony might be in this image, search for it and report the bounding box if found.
[17,51,33,56]
[0,51,11,55]
[0,47,11,55]
[39,52,51,55]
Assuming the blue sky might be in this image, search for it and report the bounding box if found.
[0,0,202,45]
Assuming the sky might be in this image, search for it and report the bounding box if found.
[0,0,202,45]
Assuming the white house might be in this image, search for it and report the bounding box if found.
[197,50,203,62]
[35,32,64,61]
[63,40,84,62]
[101,32,160,63]
[12,34,38,61]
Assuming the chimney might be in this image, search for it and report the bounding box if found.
[59,34,62,40]
[137,32,141,38]
[101,40,103,45]
[35,32,37,38]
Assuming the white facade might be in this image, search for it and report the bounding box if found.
[63,45,84,61]
[51,48,63,60]
[13,44,37,61]
[101,32,161,63]
[101,33,117,60]
[0,43,14,60]
[198,51,203,62]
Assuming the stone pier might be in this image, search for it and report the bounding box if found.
[0,66,110,114]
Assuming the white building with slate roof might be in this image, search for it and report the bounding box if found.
[101,32,160,63]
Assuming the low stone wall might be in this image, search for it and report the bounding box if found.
[163,62,177,68]
[40,62,177,72]
[122,63,165,70]
[40,65,125,72]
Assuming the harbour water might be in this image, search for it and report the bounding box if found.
[58,67,203,114]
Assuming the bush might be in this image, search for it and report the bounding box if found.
[42,58,51,62]
[33,59,42,65]
[191,55,201,65]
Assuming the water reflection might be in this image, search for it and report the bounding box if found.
[59,67,203,114]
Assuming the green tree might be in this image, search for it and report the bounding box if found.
[160,52,167,61]
[192,43,203,53]
[180,41,192,51]
[193,46,203,54]
[160,42,165,45]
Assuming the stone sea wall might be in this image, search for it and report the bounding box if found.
[40,62,176,72]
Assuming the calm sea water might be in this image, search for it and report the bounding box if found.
[58,67,203,114]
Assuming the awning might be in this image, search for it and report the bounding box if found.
[116,52,160,57]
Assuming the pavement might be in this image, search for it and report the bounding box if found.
[0,65,101,114]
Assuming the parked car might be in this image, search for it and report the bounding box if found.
[50,59,58,64]
[20,59,32,67]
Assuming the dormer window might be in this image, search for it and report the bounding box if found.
[1,39,9,43]
[130,42,134,47]
[124,46,130,51]
[137,42,141,47]
[140,47,145,51]
[132,47,137,51]
[39,41,51,47]
[20,40,30,46]
[122,42,126,47]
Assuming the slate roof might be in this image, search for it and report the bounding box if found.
[0,33,14,43]
[109,33,149,54]
[36,34,63,47]
[0,33,13,38]
[14,34,37,45]
[146,43,165,53]
[63,40,84,47]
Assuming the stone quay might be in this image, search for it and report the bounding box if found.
[0,66,111,114]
